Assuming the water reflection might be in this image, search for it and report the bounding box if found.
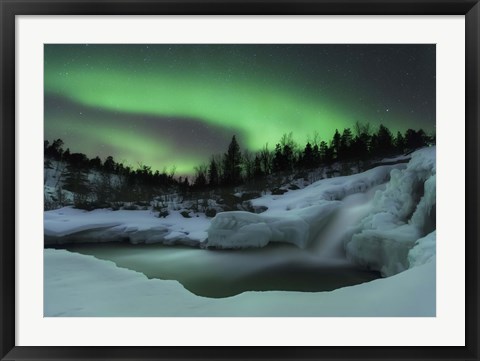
[48,242,380,298]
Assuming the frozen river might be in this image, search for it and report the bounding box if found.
[48,242,380,298]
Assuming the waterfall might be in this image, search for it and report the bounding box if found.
[310,183,386,262]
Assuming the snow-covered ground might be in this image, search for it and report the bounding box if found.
[44,248,435,316]
[44,147,436,316]
[45,208,210,246]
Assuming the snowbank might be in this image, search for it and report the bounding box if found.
[44,207,209,247]
[251,163,405,212]
[408,231,436,268]
[44,248,435,316]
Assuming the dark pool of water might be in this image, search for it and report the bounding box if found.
[47,242,380,298]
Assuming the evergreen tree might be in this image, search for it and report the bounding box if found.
[45,138,64,160]
[340,128,353,160]
[282,144,295,172]
[351,135,369,162]
[89,156,102,170]
[272,143,283,173]
[223,135,242,186]
[312,143,321,167]
[376,124,394,156]
[405,129,427,151]
[302,142,314,169]
[207,158,219,187]
[369,133,379,156]
[331,129,341,160]
[319,141,328,162]
[395,131,406,153]
[417,129,428,147]
[104,156,115,172]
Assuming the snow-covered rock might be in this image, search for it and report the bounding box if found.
[206,202,337,249]
[251,163,405,213]
[44,207,209,246]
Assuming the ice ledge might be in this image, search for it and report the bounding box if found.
[206,202,339,249]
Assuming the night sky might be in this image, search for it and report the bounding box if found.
[44,44,435,175]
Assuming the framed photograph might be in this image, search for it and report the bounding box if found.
[1,0,479,360]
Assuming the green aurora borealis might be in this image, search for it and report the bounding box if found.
[45,44,435,175]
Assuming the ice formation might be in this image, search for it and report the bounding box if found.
[206,203,338,249]
[408,230,436,268]
[207,163,405,249]
[344,147,436,276]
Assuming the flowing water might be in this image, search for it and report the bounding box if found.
[310,183,385,258]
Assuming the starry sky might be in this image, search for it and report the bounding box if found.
[44,44,435,175]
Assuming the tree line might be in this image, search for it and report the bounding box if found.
[191,122,433,189]
[44,122,434,210]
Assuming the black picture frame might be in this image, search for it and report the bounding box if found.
[1,1,479,360]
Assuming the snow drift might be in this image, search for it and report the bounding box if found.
[44,248,435,316]
[44,208,209,247]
